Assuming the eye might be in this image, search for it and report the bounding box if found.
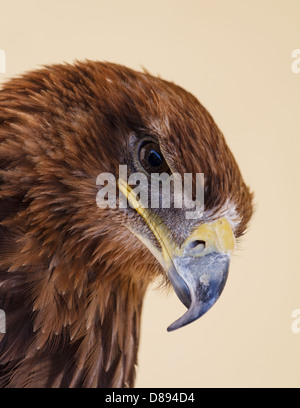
[137,140,170,174]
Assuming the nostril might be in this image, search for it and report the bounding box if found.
[185,240,206,253]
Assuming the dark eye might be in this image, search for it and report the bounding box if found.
[138,141,170,174]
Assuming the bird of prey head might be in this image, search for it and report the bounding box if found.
[0,61,253,387]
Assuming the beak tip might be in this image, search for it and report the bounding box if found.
[167,252,230,331]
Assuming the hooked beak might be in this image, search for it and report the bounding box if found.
[118,180,236,331]
[167,251,229,331]
[165,217,235,331]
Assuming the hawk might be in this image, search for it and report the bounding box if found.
[0,61,253,387]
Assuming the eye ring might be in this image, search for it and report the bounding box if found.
[137,139,170,175]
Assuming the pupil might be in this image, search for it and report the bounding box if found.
[148,150,162,167]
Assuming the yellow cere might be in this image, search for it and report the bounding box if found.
[183,218,236,256]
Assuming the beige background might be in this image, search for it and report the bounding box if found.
[1,0,299,388]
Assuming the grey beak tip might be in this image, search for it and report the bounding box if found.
[167,252,230,331]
